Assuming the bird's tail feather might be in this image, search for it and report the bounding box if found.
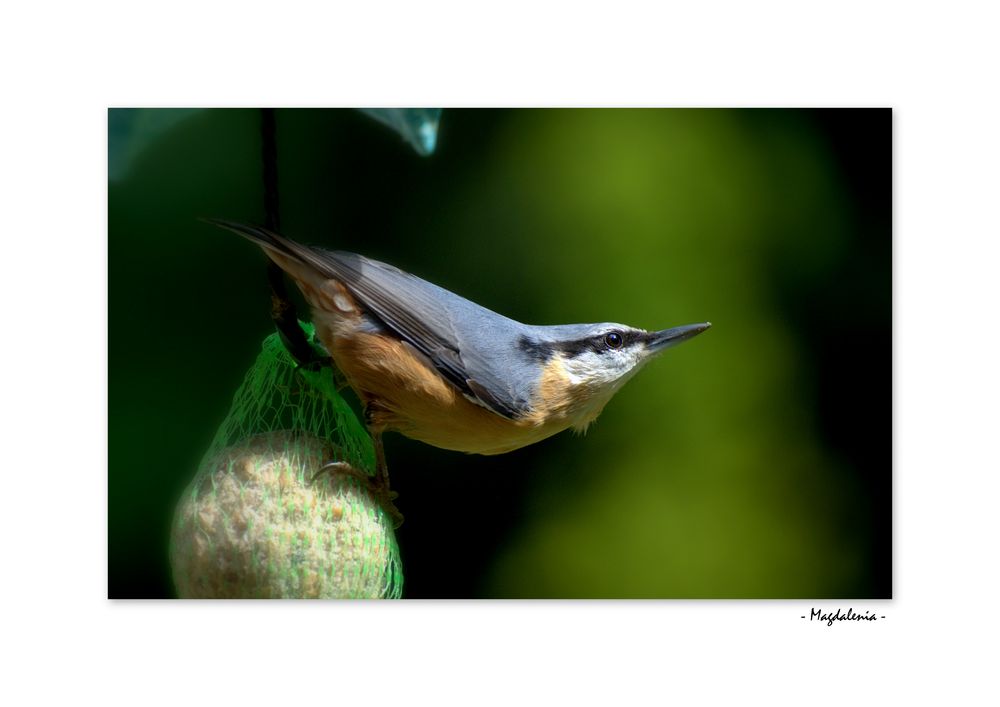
[204,218,355,321]
[204,217,327,280]
[203,217,344,283]
[202,218,299,257]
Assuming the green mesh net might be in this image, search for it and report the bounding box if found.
[170,323,404,599]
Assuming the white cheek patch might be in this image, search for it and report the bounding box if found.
[576,345,652,390]
[563,351,632,388]
[562,362,585,386]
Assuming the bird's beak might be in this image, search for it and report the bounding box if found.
[644,322,712,354]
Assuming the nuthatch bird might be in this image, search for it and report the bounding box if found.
[210,219,711,525]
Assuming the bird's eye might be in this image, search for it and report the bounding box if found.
[604,331,623,349]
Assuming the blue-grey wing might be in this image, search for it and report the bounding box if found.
[323,251,534,419]
[208,220,534,419]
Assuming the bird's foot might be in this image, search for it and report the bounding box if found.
[312,461,404,529]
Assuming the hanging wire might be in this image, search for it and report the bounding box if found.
[260,108,318,367]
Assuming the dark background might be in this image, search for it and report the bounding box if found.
[109,108,890,598]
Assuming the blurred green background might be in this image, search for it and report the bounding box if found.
[109,108,890,598]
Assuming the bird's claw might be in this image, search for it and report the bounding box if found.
[312,460,404,528]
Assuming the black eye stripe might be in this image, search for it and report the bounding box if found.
[521,329,639,360]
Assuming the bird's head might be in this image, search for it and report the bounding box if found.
[524,321,711,429]
[546,320,711,387]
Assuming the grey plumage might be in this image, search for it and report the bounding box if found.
[208,219,612,420]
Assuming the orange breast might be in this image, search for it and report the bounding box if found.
[325,332,568,455]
